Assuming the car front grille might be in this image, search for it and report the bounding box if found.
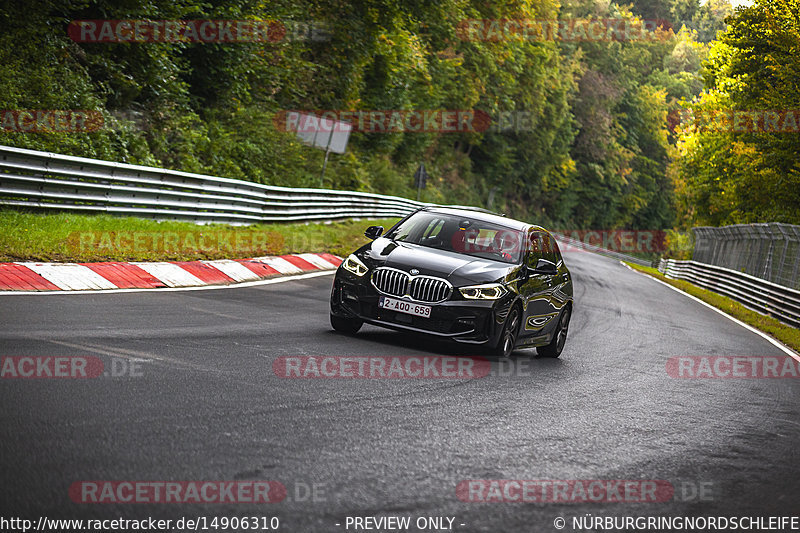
[372,268,409,298]
[409,276,450,302]
[371,268,452,303]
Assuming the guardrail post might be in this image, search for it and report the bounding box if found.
[692,227,708,263]
[761,224,775,281]
[791,226,800,289]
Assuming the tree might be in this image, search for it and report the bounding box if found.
[676,0,800,225]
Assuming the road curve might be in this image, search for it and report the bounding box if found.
[1,249,799,531]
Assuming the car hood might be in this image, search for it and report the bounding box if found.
[362,238,514,285]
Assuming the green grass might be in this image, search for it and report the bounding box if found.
[625,261,800,354]
[0,210,400,262]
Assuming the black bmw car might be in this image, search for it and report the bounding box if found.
[329,206,573,358]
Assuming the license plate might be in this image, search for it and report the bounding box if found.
[379,296,431,318]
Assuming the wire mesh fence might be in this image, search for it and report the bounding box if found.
[692,223,800,291]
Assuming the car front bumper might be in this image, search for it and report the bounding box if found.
[330,270,514,346]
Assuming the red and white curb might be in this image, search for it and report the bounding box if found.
[0,253,342,293]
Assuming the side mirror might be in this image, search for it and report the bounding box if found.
[532,258,557,276]
[364,225,384,240]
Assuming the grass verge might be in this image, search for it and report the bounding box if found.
[0,210,401,262]
[625,261,800,354]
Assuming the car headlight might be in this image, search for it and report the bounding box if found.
[342,254,369,276]
[459,283,508,300]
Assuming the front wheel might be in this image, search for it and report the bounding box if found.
[491,305,520,358]
[330,313,363,334]
[537,306,570,358]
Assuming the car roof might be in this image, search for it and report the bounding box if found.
[419,206,542,232]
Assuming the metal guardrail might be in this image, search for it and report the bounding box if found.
[553,233,655,267]
[693,223,800,291]
[658,258,800,328]
[0,145,427,224]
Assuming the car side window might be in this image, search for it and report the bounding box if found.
[551,237,563,265]
[527,231,558,266]
[526,231,544,267]
[392,221,415,242]
[541,233,557,263]
[422,218,445,239]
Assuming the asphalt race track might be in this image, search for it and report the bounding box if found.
[1,249,799,532]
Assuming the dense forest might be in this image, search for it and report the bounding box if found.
[0,0,797,229]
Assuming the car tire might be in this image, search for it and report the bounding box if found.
[330,313,363,334]
[492,305,520,358]
[537,305,571,358]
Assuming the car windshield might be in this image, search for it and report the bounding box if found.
[386,212,523,264]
